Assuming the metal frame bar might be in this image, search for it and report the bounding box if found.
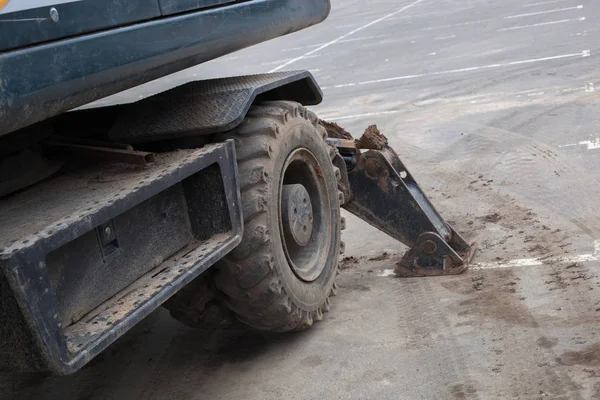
[0,140,242,374]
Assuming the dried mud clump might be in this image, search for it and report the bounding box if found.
[319,120,354,140]
[356,125,388,150]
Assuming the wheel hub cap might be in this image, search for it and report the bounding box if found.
[279,147,332,282]
[282,184,313,246]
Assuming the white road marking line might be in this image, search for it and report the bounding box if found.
[379,253,597,274]
[281,34,391,52]
[522,0,573,7]
[384,14,415,22]
[435,35,456,40]
[422,19,487,31]
[477,240,600,269]
[585,82,595,92]
[381,240,600,274]
[475,253,598,270]
[580,139,600,150]
[559,137,600,150]
[268,0,426,72]
[328,50,590,89]
[506,5,583,19]
[498,17,584,31]
[553,87,582,95]
[334,22,365,29]
[340,34,392,43]
[318,110,401,121]
[321,84,591,118]
[423,6,581,31]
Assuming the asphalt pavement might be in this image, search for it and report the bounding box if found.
[4,0,600,398]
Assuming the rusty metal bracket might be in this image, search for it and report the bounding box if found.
[334,144,475,277]
[43,136,155,165]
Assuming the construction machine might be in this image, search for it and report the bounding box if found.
[0,0,474,374]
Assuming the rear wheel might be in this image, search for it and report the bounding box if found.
[216,101,343,331]
[165,101,343,332]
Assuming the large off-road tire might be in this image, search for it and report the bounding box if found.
[214,101,343,332]
[164,101,343,332]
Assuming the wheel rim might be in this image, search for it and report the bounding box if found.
[279,148,332,282]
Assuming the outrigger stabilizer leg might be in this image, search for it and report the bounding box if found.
[325,125,476,277]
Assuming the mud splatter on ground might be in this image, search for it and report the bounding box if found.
[339,256,362,270]
[477,213,502,223]
[368,252,390,261]
[442,269,539,328]
[536,337,558,349]
[557,343,600,367]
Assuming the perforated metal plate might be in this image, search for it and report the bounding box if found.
[109,71,322,143]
